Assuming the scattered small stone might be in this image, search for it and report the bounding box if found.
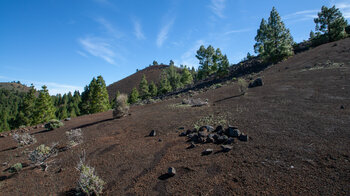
[217,135,228,144]
[55,168,62,173]
[168,167,176,176]
[226,137,235,144]
[217,129,224,135]
[178,127,184,130]
[226,128,240,137]
[340,105,345,109]
[158,139,162,142]
[2,162,8,166]
[64,118,71,121]
[205,125,214,132]
[238,133,248,142]
[149,130,156,137]
[221,145,233,152]
[186,129,193,135]
[189,142,196,148]
[198,130,208,138]
[202,148,213,155]
[215,125,224,132]
[206,134,216,143]
[179,132,187,137]
[40,163,48,171]
[198,136,206,144]
[189,134,200,143]
[248,77,263,88]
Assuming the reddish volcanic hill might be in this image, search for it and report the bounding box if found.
[107,64,169,100]
[0,38,350,195]
[0,82,32,93]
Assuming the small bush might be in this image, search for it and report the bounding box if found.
[29,143,58,165]
[45,119,64,130]
[13,133,37,146]
[66,129,83,148]
[9,163,22,173]
[182,98,208,107]
[77,152,105,195]
[113,94,129,119]
[237,78,248,95]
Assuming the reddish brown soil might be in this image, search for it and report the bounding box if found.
[107,65,169,101]
[1,39,350,195]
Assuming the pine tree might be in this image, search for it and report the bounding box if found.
[148,81,158,97]
[217,55,230,77]
[309,30,316,40]
[139,74,150,99]
[17,85,36,126]
[128,87,139,104]
[181,67,193,85]
[190,67,197,81]
[80,85,91,115]
[158,72,172,95]
[33,85,56,124]
[0,107,10,132]
[58,105,68,119]
[89,76,110,113]
[196,45,216,79]
[73,90,81,116]
[314,5,348,42]
[254,7,294,63]
[166,64,182,90]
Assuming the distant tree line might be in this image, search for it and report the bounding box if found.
[0,76,111,132]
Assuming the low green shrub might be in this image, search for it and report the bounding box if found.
[66,129,83,148]
[113,94,129,119]
[29,143,58,165]
[44,119,64,130]
[9,163,22,173]
[13,133,37,146]
[237,78,248,95]
[77,152,105,195]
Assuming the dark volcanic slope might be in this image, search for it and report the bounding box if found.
[0,38,350,195]
[107,65,168,100]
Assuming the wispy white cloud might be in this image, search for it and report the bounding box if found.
[335,2,350,18]
[224,28,252,35]
[95,17,122,39]
[133,19,145,40]
[179,40,205,69]
[209,0,226,18]
[283,9,318,22]
[157,18,175,47]
[79,36,116,64]
[76,50,88,58]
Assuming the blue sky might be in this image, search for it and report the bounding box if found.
[1,0,349,95]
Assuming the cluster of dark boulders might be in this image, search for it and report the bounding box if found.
[180,125,248,152]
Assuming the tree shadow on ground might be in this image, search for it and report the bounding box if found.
[158,173,173,180]
[0,146,17,152]
[73,118,115,129]
[214,94,244,103]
